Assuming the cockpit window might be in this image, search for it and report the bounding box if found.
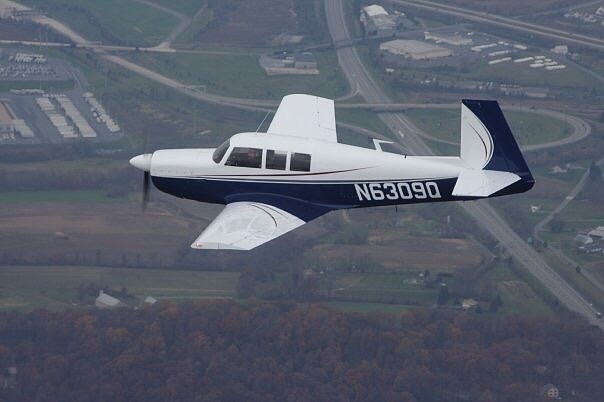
[290,152,311,172]
[212,140,230,163]
[266,150,287,170]
[225,147,263,168]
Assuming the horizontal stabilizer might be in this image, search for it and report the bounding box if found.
[452,169,521,197]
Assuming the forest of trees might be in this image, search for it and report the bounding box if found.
[0,301,602,402]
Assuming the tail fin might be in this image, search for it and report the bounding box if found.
[453,99,534,197]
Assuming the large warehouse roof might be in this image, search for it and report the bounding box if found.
[380,39,452,60]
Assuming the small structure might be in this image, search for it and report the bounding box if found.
[551,45,569,55]
[529,205,541,213]
[540,384,559,399]
[143,296,157,305]
[574,233,593,246]
[360,5,398,38]
[380,39,452,60]
[587,226,604,240]
[95,290,125,309]
[551,165,568,174]
[461,298,478,310]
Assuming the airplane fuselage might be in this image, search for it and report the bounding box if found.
[146,133,532,221]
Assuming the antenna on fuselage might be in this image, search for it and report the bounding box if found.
[255,110,272,133]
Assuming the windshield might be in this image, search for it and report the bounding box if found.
[212,140,230,163]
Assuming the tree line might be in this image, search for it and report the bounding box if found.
[0,301,602,401]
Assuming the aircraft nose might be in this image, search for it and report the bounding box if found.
[129,153,153,172]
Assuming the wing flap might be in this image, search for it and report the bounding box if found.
[267,94,337,142]
[191,202,305,250]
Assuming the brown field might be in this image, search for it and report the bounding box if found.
[309,236,484,271]
[529,176,573,199]
[198,0,298,46]
[0,199,211,267]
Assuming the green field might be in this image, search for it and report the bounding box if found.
[486,263,555,316]
[0,190,124,204]
[124,50,348,99]
[336,108,390,137]
[0,265,238,310]
[23,0,179,46]
[405,108,572,146]
[174,5,213,47]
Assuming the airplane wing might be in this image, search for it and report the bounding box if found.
[190,202,305,250]
[267,94,337,142]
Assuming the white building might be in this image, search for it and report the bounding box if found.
[95,290,125,309]
[552,45,569,55]
[380,39,452,60]
[361,5,398,37]
[588,226,604,239]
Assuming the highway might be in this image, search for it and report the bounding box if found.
[389,0,604,51]
[325,0,604,329]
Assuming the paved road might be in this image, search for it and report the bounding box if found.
[325,0,604,329]
[389,0,604,51]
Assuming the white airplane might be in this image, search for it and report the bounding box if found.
[130,94,534,250]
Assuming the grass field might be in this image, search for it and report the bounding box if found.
[23,0,179,46]
[149,0,205,15]
[0,190,124,204]
[174,5,213,47]
[336,108,391,138]
[405,108,572,146]
[0,265,237,310]
[124,50,348,99]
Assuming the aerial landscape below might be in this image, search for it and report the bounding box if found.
[0,0,603,401]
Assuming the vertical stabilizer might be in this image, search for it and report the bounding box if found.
[454,100,534,197]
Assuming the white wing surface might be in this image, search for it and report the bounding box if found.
[191,202,305,250]
[267,94,337,142]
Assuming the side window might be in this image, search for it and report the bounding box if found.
[266,150,287,170]
[225,147,262,168]
[212,140,230,163]
[290,152,311,172]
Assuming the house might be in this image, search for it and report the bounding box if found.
[461,298,478,310]
[551,165,567,174]
[574,233,593,247]
[540,384,559,398]
[529,205,541,213]
[587,226,604,240]
[95,290,125,309]
[143,296,157,305]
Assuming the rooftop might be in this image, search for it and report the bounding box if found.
[363,4,388,17]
